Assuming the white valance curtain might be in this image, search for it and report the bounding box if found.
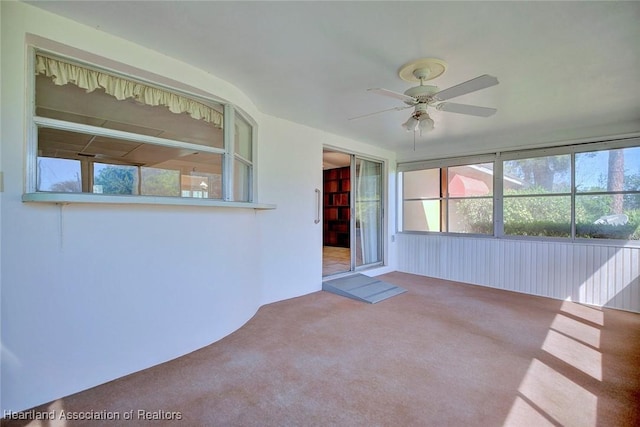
[35,54,223,128]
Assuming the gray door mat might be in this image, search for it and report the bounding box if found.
[322,274,407,304]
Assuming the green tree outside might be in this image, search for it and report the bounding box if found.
[94,165,137,194]
[141,168,180,197]
[94,165,183,196]
[50,179,81,192]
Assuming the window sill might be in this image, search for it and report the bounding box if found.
[398,231,640,248]
[22,193,277,210]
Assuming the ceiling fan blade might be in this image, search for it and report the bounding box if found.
[368,88,417,104]
[437,102,497,117]
[348,105,413,121]
[433,75,499,101]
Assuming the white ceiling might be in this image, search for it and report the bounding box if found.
[26,1,640,162]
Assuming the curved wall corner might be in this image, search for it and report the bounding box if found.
[1,1,264,412]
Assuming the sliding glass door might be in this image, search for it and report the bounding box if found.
[322,150,383,276]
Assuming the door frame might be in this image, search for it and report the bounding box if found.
[322,146,386,276]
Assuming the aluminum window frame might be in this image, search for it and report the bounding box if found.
[399,161,496,236]
[397,135,640,246]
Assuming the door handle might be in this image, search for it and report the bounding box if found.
[314,188,321,224]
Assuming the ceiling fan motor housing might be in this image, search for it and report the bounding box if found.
[414,103,428,115]
[403,85,439,104]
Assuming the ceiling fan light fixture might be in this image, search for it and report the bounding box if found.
[418,114,435,132]
[401,116,419,132]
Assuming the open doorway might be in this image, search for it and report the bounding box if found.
[322,149,383,277]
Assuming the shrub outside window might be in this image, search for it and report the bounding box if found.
[503,155,572,237]
[31,52,254,202]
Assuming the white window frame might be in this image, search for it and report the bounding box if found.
[23,47,272,210]
[398,154,496,237]
[398,135,640,246]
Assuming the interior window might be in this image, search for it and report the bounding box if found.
[32,52,252,202]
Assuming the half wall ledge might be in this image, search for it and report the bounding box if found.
[22,193,277,210]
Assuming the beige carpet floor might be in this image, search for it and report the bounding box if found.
[3,272,640,426]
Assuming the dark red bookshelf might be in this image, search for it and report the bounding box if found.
[323,166,350,247]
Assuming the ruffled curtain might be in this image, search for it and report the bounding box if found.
[35,54,223,128]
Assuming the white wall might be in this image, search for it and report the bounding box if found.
[0,1,395,413]
[257,115,324,304]
[257,115,397,305]
[398,234,640,313]
[0,2,265,412]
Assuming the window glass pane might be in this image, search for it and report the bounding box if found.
[448,163,493,197]
[140,167,180,197]
[180,173,222,199]
[504,196,571,237]
[93,163,139,195]
[449,198,493,234]
[355,159,383,266]
[166,152,222,199]
[234,160,251,202]
[36,74,224,149]
[576,147,640,193]
[576,194,640,240]
[37,157,81,192]
[504,155,571,194]
[403,200,441,232]
[37,127,222,170]
[38,127,223,198]
[403,169,440,199]
[235,114,252,161]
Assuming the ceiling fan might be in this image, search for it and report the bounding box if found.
[350,58,499,133]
